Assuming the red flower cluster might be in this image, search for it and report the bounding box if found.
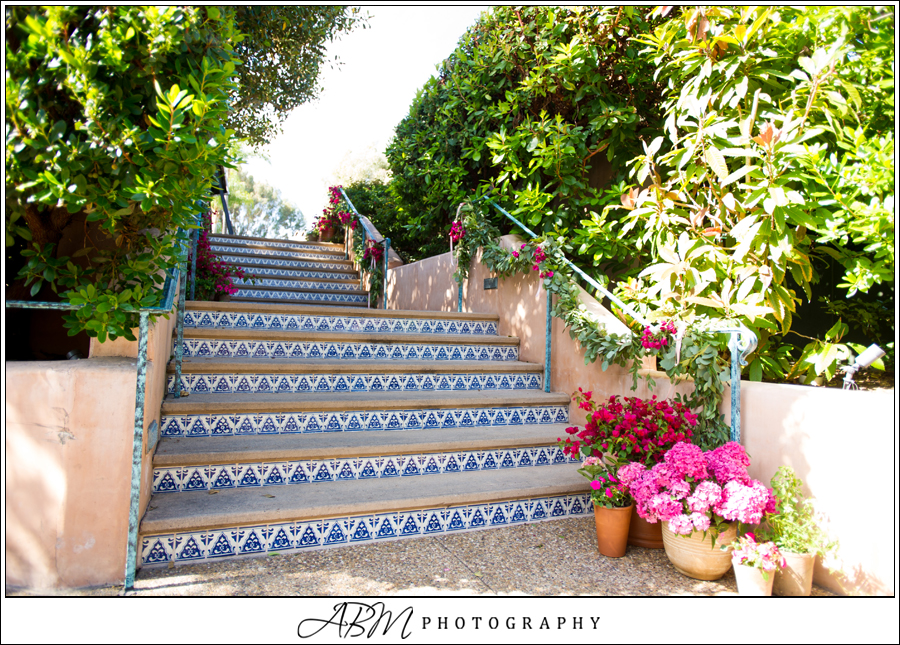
[363,241,384,263]
[191,212,252,298]
[641,320,677,350]
[317,186,357,234]
[449,220,466,242]
[558,389,697,468]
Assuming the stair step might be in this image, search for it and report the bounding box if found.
[224,265,359,280]
[183,304,500,335]
[232,289,368,305]
[208,234,344,252]
[178,331,519,361]
[219,253,354,272]
[210,244,346,262]
[160,392,569,437]
[140,462,590,536]
[153,423,571,467]
[236,277,359,291]
[167,360,544,396]
[162,388,569,415]
[152,439,574,494]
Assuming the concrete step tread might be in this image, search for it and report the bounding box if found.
[218,248,351,262]
[161,388,571,415]
[231,297,368,307]
[225,261,359,275]
[236,285,368,296]
[209,233,344,250]
[185,301,500,321]
[179,328,517,345]
[237,275,359,285]
[153,423,573,466]
[140,462,588,534]
[167,358,544,374]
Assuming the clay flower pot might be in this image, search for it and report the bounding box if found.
[773,551,816,596]
[733,563,775,596]
[627,506,664,549]
[593,503,633,558]
[661,521,738,581]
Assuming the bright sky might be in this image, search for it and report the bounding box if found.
[243,5,490,226]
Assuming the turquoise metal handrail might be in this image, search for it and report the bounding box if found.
[5,210,201,592]
[460,197,756,443]
[339,187,390,310]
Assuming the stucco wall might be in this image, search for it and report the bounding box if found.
[6,306,176,589]
[386,239,895,596]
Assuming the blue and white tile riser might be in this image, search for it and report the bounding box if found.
[167,371,542,395]
[140,493,593,566]
[234,289,366,303]
[235,278,359,290]
[211,244,345,261]
[160,405,569,437]
[227,266,358,280]
[183,310,499,336]
[152,445,576,493]
[180,339,518,361]
[221,255,351,271]
[209,237,342,252]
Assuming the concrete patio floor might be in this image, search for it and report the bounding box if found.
[10,516,836,597]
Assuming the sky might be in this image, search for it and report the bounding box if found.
[242,6,490,226]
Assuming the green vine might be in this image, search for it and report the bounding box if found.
[452,202,735,450]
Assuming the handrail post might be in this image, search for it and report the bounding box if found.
[188,227,198,301]
[383,238,390,310]
[458,280,463,313]
[545,289,552,393]
[729,331,742,444]
[124,310,149,591]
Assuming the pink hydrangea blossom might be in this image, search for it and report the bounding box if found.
[667,514,695,535]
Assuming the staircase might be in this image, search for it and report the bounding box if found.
[139,232,590,567]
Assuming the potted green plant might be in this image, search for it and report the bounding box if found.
[757,466,837,596]
[579,459,633,557]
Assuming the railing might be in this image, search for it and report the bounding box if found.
[339,187,390,310]
[458,197,757,444]
[5,211,201,592]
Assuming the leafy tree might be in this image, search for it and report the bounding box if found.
[5,6,365,342]
[386,6,666,264]
[227,6,367,147]
[223,167,305,238]
[621,6,894,383]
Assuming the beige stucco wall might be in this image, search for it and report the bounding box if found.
[386,238,895,596]
[6,306,176,589]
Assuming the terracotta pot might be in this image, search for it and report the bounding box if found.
[593,503,633,558]
[733,563,775,596]
[661,521,738,581]
[214,292,232,302]
[773,551,815,596]
[627,506,664,549]
[318,229,337,243]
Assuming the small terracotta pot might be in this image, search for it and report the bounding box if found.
[593,503,633,558]
[773,551,816,596]
[661,521,738,581]
[733,563,775,596]
[318,229,337,243]
[627,506,664,549]
[214,292,232,302]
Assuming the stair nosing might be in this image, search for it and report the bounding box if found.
[184,301,500,321]
[178,329,518,344]
[167,358,544,374]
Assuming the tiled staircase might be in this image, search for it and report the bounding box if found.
[138,233,590,567]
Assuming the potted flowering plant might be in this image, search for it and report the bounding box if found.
[618,441,777,581]
[316,185,357,242]
[726,532,786,596]
[559,390,698,548]
[579,457,632,557]
[757,466,838,596]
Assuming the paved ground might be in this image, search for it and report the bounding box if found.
[9,517,835,596]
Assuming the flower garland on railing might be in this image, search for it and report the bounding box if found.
[324,185,385,306]
[451,201,734,450]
